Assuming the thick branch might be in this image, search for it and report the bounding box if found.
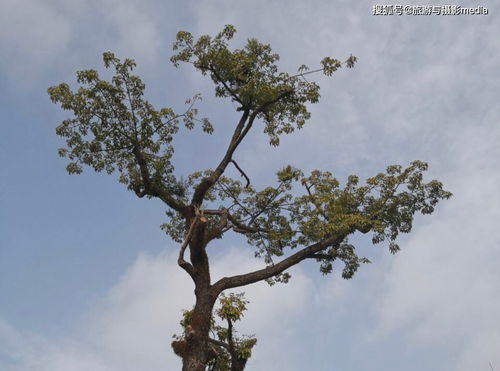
[132,147,187,214]
[191,110,250,206]
[208,65,243,105]
[132,146,153,190]
[204,209,229,243]
[212,233,347,293]
[227,318,235,355]
[190,90,294,207]
[178,217,198,278]
[224,89,292,160]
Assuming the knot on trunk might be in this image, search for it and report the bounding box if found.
[172,325,196,358]
[171,340,188,357]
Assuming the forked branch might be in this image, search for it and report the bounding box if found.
[191,89,295,207]
[191,109,250,206]
[132,146,187,214]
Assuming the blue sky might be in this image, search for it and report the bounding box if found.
[1,1,499,370]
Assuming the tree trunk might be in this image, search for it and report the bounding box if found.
[181,214,216,371]
[231,358,247,371]
[182,290,217,371]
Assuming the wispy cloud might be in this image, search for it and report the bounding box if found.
[375,123,500,370]
[0,249,319,370]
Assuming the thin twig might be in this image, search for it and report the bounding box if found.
[302,180,328,220]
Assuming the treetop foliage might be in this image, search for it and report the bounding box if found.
[47,52,201,209]
[171,24,356,146]
[164,159,451,281]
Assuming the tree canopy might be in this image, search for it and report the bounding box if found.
[48,25,451,371]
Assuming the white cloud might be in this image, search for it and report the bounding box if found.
[91,0,163,61]
[375,122,500,370]
[0,0,168,91]
[0,248,322,370]
[0,0,73,85]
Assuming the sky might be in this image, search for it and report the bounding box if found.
[0,0,499,370]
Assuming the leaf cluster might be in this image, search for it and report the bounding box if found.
[171,25,355,146]
[48,53,208,199]
[174,293,257,371]
[177,161,451,280]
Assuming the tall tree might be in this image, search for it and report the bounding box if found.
[48,25,451,370]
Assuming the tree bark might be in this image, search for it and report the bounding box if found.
[182,291,217,371]
[180,213,217,371]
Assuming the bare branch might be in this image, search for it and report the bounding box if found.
[216,182,254,218]
[207,64,243,105]
[247,181,286,226]
[288,59,355,79]
[190,89,295,207]
[191,109,250,206]
[178,217,198,277]
[289,67,325,79]
[132,147,187,214]
[231,159,250,188]
[212,232,348,293]
[227,318,235,354]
